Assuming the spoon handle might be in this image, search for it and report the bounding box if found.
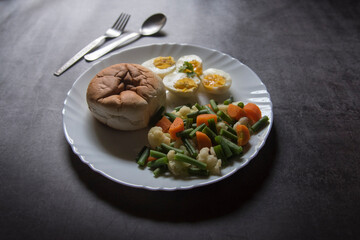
[84,32,141,61]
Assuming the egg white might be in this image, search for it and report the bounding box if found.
[175,55,203,76]
[141,56,176,79]
[200,68,232,94]
[163,72,201,98]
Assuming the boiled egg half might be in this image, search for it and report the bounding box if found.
[163,72,201,97]
[142,56,176,79]
[200,68,232,94]
[176,55,203,76]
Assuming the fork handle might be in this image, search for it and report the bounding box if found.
[54,35,106,76]
[84,32,141,61]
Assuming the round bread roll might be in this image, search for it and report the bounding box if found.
[86,63,166,130]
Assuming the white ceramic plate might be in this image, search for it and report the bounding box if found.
[63,43,273,191]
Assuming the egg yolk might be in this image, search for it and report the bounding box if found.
[153,56,175,69]
[202,74,226,88]
[189,60,203,76]
[174,78,197,92]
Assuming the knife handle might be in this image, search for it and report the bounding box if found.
[54,36,106,76]
[84,32,141,61]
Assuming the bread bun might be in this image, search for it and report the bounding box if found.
[86,63,166,130]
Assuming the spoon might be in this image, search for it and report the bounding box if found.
[85,13,166,61]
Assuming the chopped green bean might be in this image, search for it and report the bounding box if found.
[217,110,234,125]
[237,102,244,108]
[136,146,150,167]
[250,116,269,134]
[194,103,203,110]
[153,167,163,177]
[213,145,227,161]
[209,99,219,112]
[186,117,193,129]
[202,126,217,144]
[189,123,206,138]
[219,128,238,142]
[176,128,194,138]
[225,123,237,135]
[221,137,243,155]
[160,143,184,154]
[207,118,218,134]
[223,96,234,105]
[215,136,233,158]
[203,105,216,115]
[174,153,207,170]
[182,137,198,158]
[186,109,208,119]
[150,150,167,158]
[147,157,168,168]
[165,112,177,122]
[188,167,209,176]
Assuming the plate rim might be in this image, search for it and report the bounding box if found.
[62,42,273,191]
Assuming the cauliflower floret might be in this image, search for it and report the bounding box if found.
[172,106,195,119]
[167,150,189,176]
[197,147,222,175]
[148,126,171,148]
[217,104,229,113]
[233,117,250,130]
[216,121,228,133]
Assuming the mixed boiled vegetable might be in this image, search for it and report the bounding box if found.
[136,97,269,178]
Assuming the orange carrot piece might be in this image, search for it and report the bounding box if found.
[243,103,262,124]
[227,104,247,121]
[147,156,157,162]
[196,114,217,126]
[168,117,185,139]
[206,104,214,111]
[236,124,251,146]
[156,116,172,133]
[196,131,212,150]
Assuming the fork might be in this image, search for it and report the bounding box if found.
[54,13,130,76]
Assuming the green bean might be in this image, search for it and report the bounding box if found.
[207,118,218,134]
[182,137,198,158]
[203,105,216,115]
[221,137,243,155]
[223,95,234,105]
[149,106,165,126]
[147,157,168,168]
[160,143,184,154]
[153,167,162,177]
[174,153,207,170]
[209,99,219,112]
[219,128,238,142]
[194,103,203,110]
[136,146,150,167]
[186,109,208,119]
[188,167,209,176]
[215,136,233,158]
[191,123,197,128]
[250,116,269,134]
[165,112,177,122]
[189,123,206,138]
[150,150,167,158]
[202,126,217,144]
[176,128,194,138]
[217,110,234,125]
[186,117,193,129]
[237,102,244,108]
[225,123,237,135]
[213,145,227,161]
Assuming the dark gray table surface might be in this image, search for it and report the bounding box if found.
[1,0,359,239]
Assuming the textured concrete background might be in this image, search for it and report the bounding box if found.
[0,0,359,239]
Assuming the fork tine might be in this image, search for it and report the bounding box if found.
[112,13,125,29]
[116,14,130,31]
